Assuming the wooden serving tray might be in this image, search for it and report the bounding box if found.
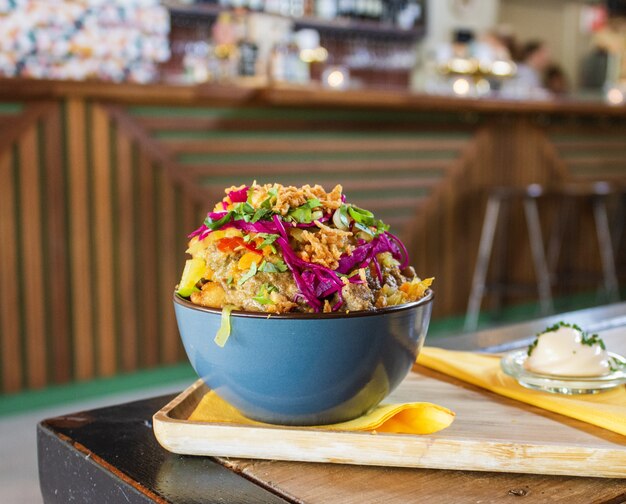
[153,365,626,478]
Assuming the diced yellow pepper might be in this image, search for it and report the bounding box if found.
[238,252,263,271]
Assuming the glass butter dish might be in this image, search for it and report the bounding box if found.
[501,350,626,395]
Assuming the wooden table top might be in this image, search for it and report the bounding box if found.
[38,303,626,503]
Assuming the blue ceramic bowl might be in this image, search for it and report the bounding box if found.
[173,290,434,425]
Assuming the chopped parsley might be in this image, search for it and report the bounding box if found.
[253,283,278,305]
[527,321,606,356]
[237,261,258,285]
[256,233,279,249]
[204,211,234,230]
[251,208,273,223]
[259,259,288,273]
[609,357,626,373]
[287,198,322,224]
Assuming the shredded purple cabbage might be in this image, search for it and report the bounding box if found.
[208,211,228,220]
[228,187,249,203]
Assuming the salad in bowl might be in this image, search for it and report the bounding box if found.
[173,183,434,425]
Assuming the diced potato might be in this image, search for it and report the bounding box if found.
[190,282,226,308]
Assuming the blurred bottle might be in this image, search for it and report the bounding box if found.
[337,0,355,18]
[316,0,337,19]
[304,0,315,16]
[269,33,309,83]
[237,18,258,76]
[354,0,367,19]
[248,0,265,11]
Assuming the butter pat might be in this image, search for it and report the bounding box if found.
[525,326,611,377]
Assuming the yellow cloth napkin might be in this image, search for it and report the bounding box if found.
[417,346,626,436]
[189,390,455,435]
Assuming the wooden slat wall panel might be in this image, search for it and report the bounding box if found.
[18,126,47,388]
[138,150,159,368]
[550,128,626,182]
[163,138,467,154]
[547,126,626,287]
[0,100,196,393]
[67,99,94,381]
[115,129,139,373]
[4,97,626,394]
[43,106,71,385]
[157,167,179,364]
[0,150,22,392]
[92,105,116,377]
[137,116,477,133]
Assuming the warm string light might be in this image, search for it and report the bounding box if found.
[322,66,349,90]
[606,87,625,106]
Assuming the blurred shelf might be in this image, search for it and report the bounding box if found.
[165,0,222,20]
[164,1,423,40]
[293,16,423,40]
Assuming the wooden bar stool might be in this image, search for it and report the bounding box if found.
[547,181,620,303]
[464,185,554,332]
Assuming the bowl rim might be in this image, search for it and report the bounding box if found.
[173,289,434,319]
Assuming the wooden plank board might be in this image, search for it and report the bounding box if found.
[186,158,453,176]
[67,99,94,381]
[563,156,626,166]
[157,167,179,364]
[137,150,158,367]
[115,130,138,372]
[43,105,71,385]
[554,141,626,150]
[92,105,116,377]
[154,366,626,479]
[18,126,47,388]
[226,456,626,504]
[164,138,467,155]
[0,150,22,392]
[137,115,476,133]
[0,102,53,155]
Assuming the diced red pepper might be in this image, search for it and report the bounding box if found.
[217,236,261,254]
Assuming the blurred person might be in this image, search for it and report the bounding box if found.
[592,16,626,86]
[544,64,569,95]
[477,30,512,61]
[516,41,551,89]
[501,40,552,99]
[580,48,609,90]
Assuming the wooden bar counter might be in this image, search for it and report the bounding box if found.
[1,78,626,394]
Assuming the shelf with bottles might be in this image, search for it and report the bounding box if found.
[164,0,425,40]
[161,0,422,89]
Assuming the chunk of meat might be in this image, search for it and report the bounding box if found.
[341,283,374,312]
